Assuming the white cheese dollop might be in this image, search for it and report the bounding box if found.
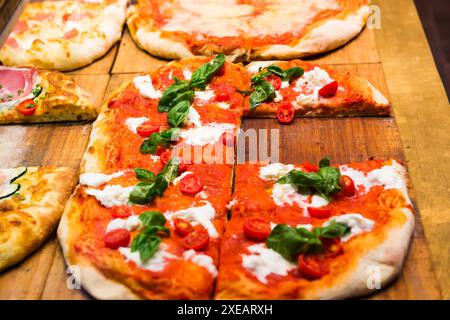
[183,69,192,80]
[79,172,124,188]
[325,213,375,242]
[106,215,142,233]
[165,201,218,238]
[194,89,215,101]
[294,67,335,104]
[180,123,235,146]
[183,249,217,277]
[125,117,149,134]
[85,185,133,208]
[259,163,294,181]
[118,244,177,272]
[242,244,296,284]
[186,107,202,127]
[271,183,329,210]
[133,75,162,99]
[216,102,231,109]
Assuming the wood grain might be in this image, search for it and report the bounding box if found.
[374,0,450,298]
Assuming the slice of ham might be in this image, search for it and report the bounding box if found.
[12,21,29,34]
[0,67,38,111]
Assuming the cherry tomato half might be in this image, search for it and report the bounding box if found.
[136,122,160,138]
[307,207,332,219]
[318,81,339,98]
[112,207,132,219]
[182,226,210,251]
[243,217,271,242]
[215,92,230,102]
[301,161,319,172]
[174,218,193,237]
[340,175,356,197]
[160,151,171,166]
[16,99,37,116]
[265,75,282,90]
[179,174,204,196]
[276,102,295,124]
[321,238,344,258]
[103,229,130,249]
[298,254,329,280]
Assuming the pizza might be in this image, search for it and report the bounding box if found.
[0,0,127,71]
[244,60,390,118]
[0,166,75,272]
[127,0,371,61]
[216,159,414,299]
[58,163,232,299]
[0,66,97,123]
[81,55,247,173]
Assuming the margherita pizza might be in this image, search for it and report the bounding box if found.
[216,159,414,299]
[0,166,75,272]
[0,0,127,71]
[0,66,97,123]
[127,0,371,61]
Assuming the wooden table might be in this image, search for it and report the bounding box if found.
[0,0,448,299]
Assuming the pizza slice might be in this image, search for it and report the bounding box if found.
[82,55,248,172]
[0,0,127,71]
[0,166,76,272]
[127,0,370,61]
[0,66,97,123]
[58,162,232,299]
[244,60,390,120]
[216,158,414,299]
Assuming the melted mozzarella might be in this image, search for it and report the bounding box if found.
[106,215,141,233]
[194,89,215,101]
[183,249,217,277]
[294,67,335,104]
[259,163,294,181]
[118,244,177,272]
[186,107,202,127]
[216,102,230,109]
[183,69,192,80]
[180,123,235,146]
[165,201,218,238]
[271,183,329,210]
[79,171,124,188]
[85,185,133,208]
[242,244,296,284]
[325,213,375,242]
[133,75,162,99]
[125,117,149,134]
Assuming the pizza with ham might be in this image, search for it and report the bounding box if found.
[58,163,232,299]
[0,0,127,71]
[0,66,97,123]
[216,159,414,299]
[0,166,75,272]
[244,60,390,119]
[127,0,371,61]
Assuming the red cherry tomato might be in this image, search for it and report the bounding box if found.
[243,217,271,242]
[265,75,282,90]
[174,218,193,237]
[220,132,235,147]
[215,92,230,102]
[318,81,339,98]
[178,160,187,173]
[298,255,329,280]
[16,99,37,116]
[160,151,171,166]
[340,175,356,197]
[136,122,160,137]
[182,226,210,251]
[321,238,344,258]
[301,161,319,172]
[216,65,225,77]
[179,174,204,196]
[276,102,295,124]
[112,207,132,219]
[307,207,332,219]
[103,229,130,249]
[155,146,166,156]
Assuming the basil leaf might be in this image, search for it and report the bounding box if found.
[189,53,225,90]
[319,157,331,168]
[32,84,42,97]
[250,81,275,110]
[132,233,161,262]
[139,211,166,227]
[282,67,304,81]
[157,79,192,112]
[134,168,155,182]
[314,222,350,239]
[167,100,190,128]
[154,157,179,196]
[140,128,179,154]
[129,181,155,204]
[317,166,341,197]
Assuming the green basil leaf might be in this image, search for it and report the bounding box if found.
[167,100,190,128]
[129,181,155,204]
[250,81,275,110]
[282,67,304,81]
[134,168,155,182]
[157,79,191,112]
[317,166,341,197]
[132,233,161,262]
[32,84,42,97]
[314,222,350,239]
[139,211,166,227]
[189,53,225,90]
[319,157,331,168]
[154,157,179,196]
[140,128,179,154]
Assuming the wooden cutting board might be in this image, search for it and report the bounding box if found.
[0,0,443,299]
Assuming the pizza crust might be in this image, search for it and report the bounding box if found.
[0,167,76,272]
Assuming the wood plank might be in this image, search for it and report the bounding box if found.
[112,27,380,74]
[65,44,118,76]
[374,0,450,299]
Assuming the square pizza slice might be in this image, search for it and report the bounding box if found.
[216,159,414,299]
